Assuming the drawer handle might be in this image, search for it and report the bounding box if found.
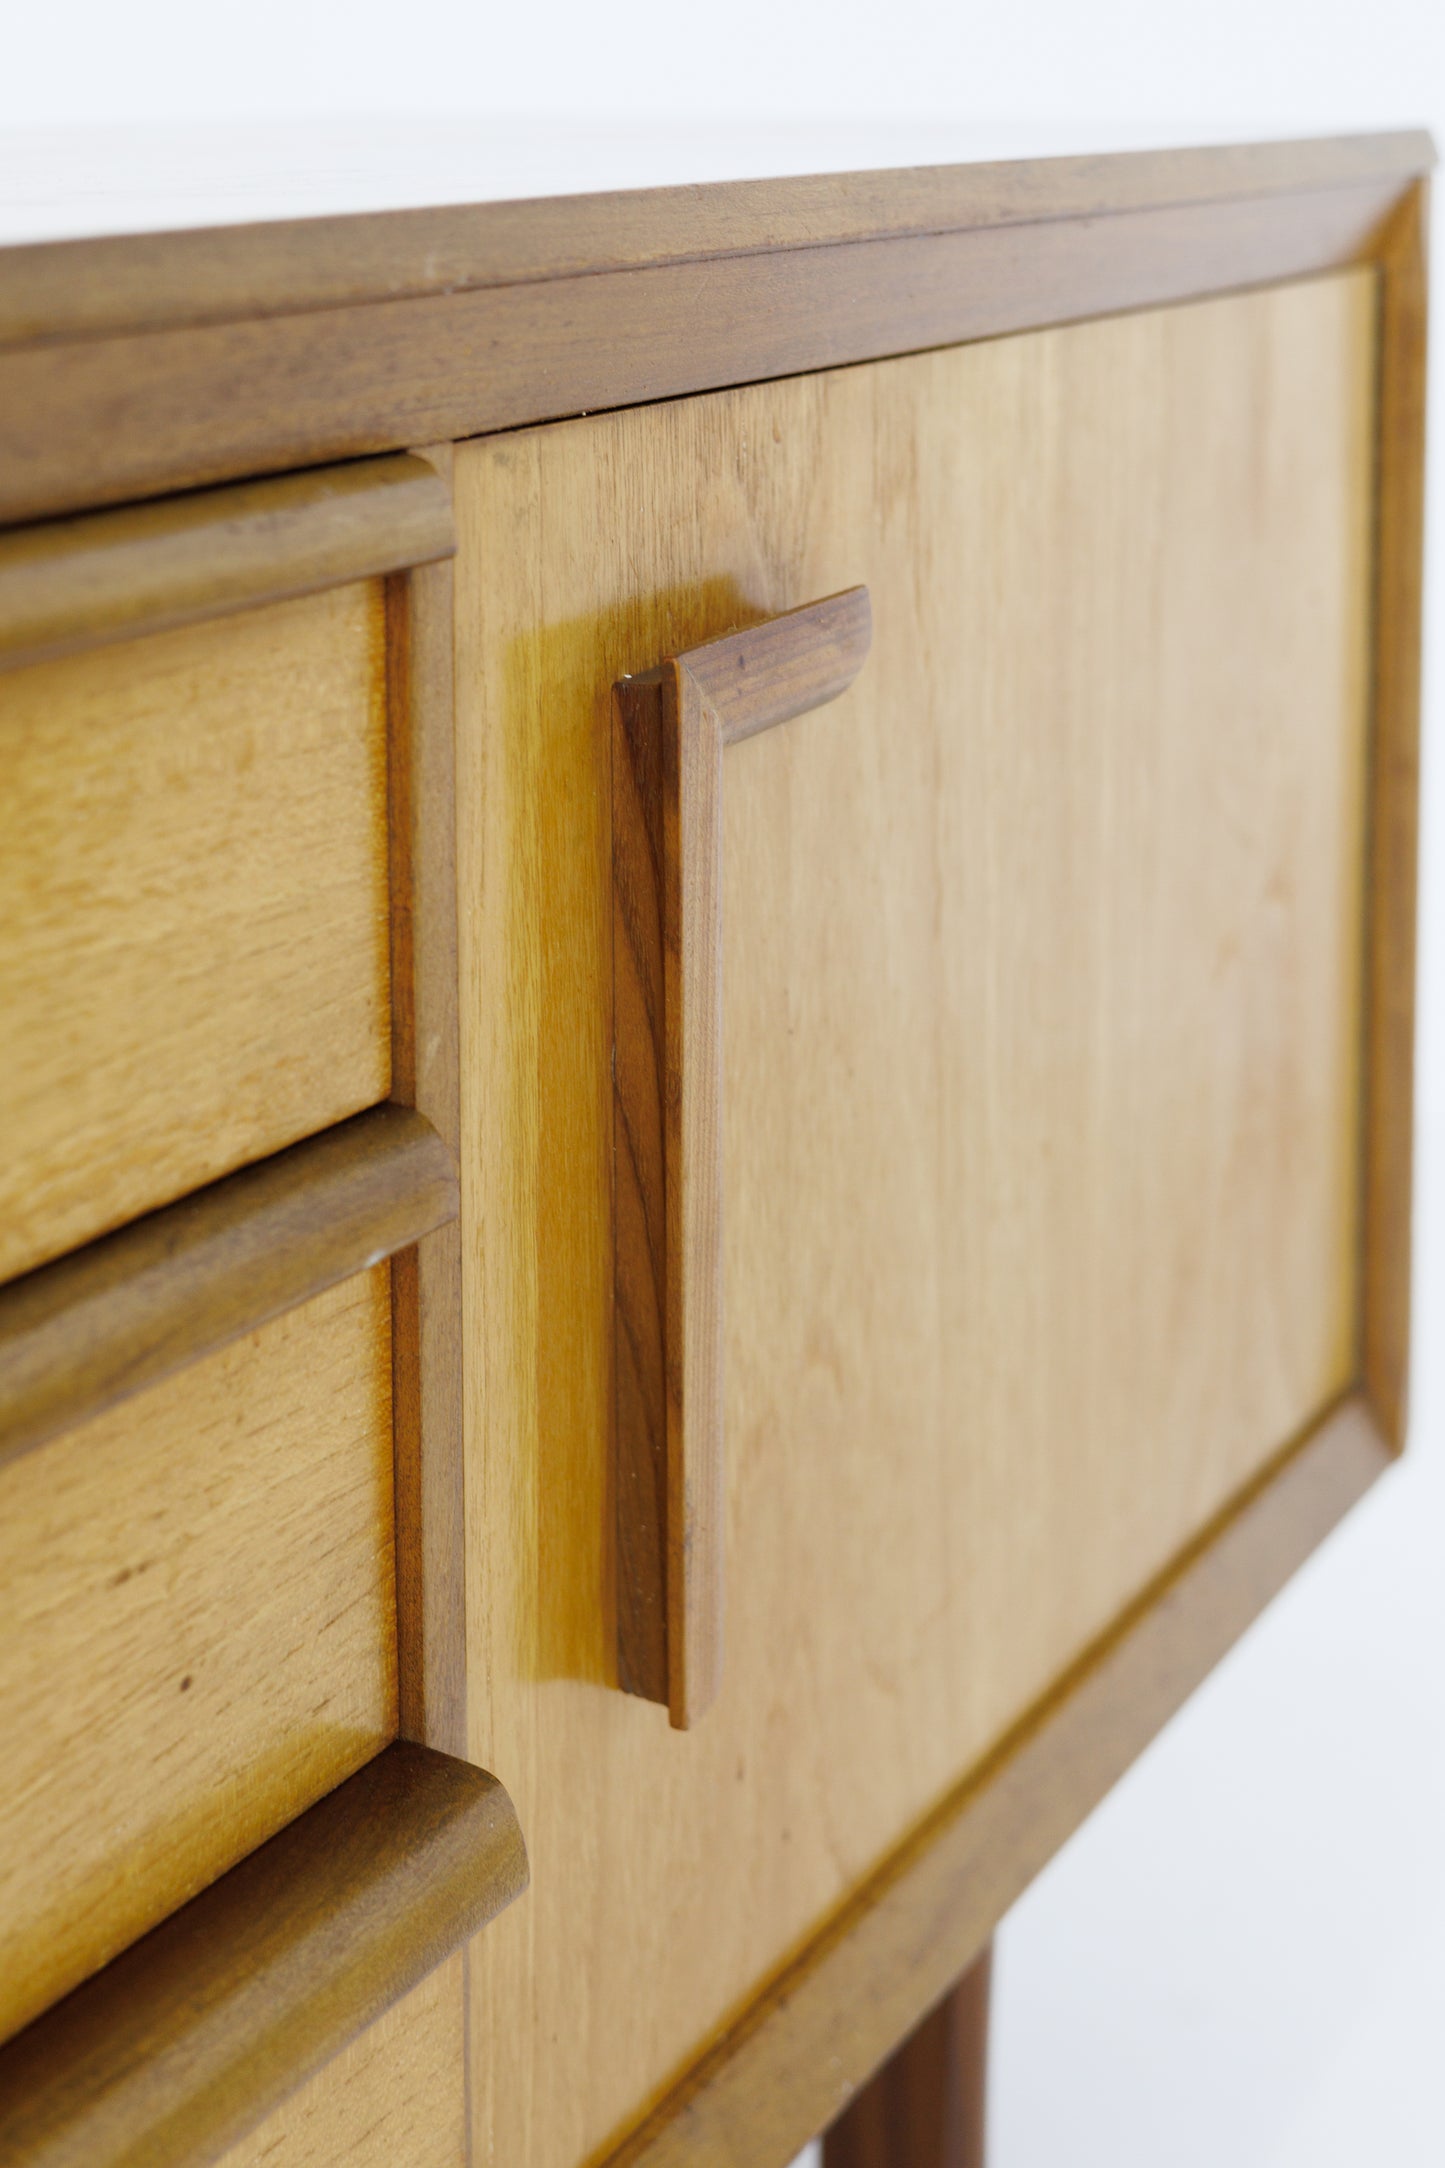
[0,453,454,675]
[0,1102,457,1473]
[0,1740,526,2168]
[612,588,872,1727]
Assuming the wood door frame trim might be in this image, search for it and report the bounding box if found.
[602,1395,1391,2168]
[0,135,1432,528]
[1361,180,1428,1448]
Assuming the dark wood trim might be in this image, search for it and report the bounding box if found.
[602,1393,1390,2168]
[0,453,454,670]
[0,134,1431,346]
[822,1948,992,2168]
[0,151,1431,528]
[0,1742,527,2168]
[683,588,874,748]
[386,446,469,1761]
[0,1103,457,1473]
[612,594,872,1726]
[1362,179,1429,1450]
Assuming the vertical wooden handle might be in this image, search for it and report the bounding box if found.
[612,588,872,1727]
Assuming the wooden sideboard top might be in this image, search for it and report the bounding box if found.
[0,128,1431,338]
[0,129,1432,529]
[0,119,1431,253]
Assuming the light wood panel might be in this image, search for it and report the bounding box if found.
[0,1266,395,2047]
[0,578,391,1285]
[456,273,1376,2168]
[220,1960,467,2168]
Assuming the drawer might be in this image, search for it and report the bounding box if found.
[0,1264,396,2044]
[0,132,1428,2168]
[0,580,390,1282]
[459,270,1378,2165]
[0,448,531,2168]
[216,1958,467,2168]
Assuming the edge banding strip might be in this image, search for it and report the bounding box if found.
[0,452,455,672]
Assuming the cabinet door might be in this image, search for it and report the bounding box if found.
[457,271,1376,2168]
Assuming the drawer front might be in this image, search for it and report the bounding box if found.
[0,579,390,1282]
[459,271,1375,2164]
[216,1958,467,2168]
[0,1264,396,2044]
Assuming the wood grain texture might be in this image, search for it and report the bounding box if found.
[678,589,873,745]
[0,578,391,1284]
[614,665,723,1727]
[0,1104,455,1473]
[0,453,454,673]
[218,1959,468,2168]
[822,1948,991,2168]
[386,445,470,1759]
[0,133,1429,347]
[605,1397,1388,2168]
[0,1267,396,2048]
[457,276,1377,2168]
[0,1744,526,2168]
[0,169,1415,527]
[1362,179,1429,1448]
[612,593,872,1723]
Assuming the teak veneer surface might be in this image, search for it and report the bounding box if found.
[458,272,1374,2168]
[218,1959,467,2168]
[0,1266,396,2047]
[0,579,391,1284]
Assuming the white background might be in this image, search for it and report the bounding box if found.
[4,5,1441,2161]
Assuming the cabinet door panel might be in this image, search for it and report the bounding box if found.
[457,271,1375,2168]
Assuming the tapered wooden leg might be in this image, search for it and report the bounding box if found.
[821,1944,992,2168]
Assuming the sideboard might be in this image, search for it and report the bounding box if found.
[0,127,1430,2168]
